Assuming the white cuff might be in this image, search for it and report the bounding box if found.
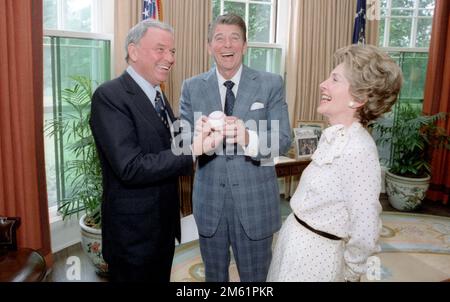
[243,130,259,157]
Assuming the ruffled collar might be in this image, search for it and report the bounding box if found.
[311,122,362,166]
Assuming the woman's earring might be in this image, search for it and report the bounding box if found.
[348,101,356,109]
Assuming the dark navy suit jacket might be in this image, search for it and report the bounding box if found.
[89,71,192,268]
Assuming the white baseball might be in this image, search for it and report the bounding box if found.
[208,111,225,129]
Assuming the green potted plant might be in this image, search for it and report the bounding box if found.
[373,103,450,211]
[46,75,107,275]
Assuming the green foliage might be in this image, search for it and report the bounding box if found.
[46,75,102,228]
[379,0,434,48]
[374,103,450,178]
[213,0,271,43]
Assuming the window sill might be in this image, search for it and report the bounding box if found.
[49,206,81,253]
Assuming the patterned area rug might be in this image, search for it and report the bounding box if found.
[171,211,450,282]
[380,212,450,254]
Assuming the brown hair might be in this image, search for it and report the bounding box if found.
[208,13,247,43]
[335,44,403,127]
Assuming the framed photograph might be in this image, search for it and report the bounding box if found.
[297,120,327,140]
[293,128,319,160]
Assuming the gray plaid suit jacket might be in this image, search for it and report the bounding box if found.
[179,66,292,240]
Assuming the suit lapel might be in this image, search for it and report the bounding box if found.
[202,69,223,114]
[162,92,176,123]
[234,66,259,119]
[119,72,171,138]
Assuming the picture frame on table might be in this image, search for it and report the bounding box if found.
[293,128,319,160]
[297,120,327,140]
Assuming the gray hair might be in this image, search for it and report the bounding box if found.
[124,19,174,63]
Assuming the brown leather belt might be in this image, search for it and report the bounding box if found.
[294,214,342,241]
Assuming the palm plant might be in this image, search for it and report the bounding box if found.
[374,103,450,178]
[46,76,102,228]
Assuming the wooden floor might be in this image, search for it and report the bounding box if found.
[46,243,108,282]
[46,194,450,282]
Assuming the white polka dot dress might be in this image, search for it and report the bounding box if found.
[267,122,382,282]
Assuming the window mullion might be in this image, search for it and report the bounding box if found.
[410,0,419,48]
[92,0,99,33]
[245,1,249,36]
[54,36,67,204]
[57,0,65,30]
[271,0,277,43]
[50,37,62,206]
[385,0,392,47]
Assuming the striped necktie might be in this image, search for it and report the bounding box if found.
[155,91,170,130]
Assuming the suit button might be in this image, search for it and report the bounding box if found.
[220,184,226,187]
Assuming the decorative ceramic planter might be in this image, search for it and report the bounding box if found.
[79,214,108,276]
[385,170,430,211]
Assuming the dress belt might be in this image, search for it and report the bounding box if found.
[293,214,342,241]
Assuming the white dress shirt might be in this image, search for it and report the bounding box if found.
[215,65,259,157]
[290,122,382,281]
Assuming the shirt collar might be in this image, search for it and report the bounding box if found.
[216,64,243,88]
[311,122,362,165]
[126,66,161,103]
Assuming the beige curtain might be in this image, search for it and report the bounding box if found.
[366,0,380,46]
[285,0,358,127]
[114,0,142,77]
[163,0,212,115]
[366,18,379,46]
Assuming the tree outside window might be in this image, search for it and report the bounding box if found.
[212,0,283,76]
[379,0,434,48]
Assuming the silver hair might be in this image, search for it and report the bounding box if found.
[124,19,174,63]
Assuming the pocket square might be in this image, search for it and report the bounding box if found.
[250,102,265,111]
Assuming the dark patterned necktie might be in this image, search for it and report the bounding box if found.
[155,91,170,130]
[223,80,237,154]
[224,80,235,116]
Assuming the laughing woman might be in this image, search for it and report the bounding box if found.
[267,44,403,282]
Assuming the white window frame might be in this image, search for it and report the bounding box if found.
[44,1,113,253]
[380,0,434,49]
[44,30,112,220]
[215,0,288,77]
[219,0,277,43]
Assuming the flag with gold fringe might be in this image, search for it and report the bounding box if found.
[143,0,163,20]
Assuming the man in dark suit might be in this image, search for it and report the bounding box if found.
[179,14,292,282]
[89,19,221,282]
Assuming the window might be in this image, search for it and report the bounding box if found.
[377,0,435,111]
[373,51,430,165]
[43,0,112,210]
[212,0,286,76]
[44,0,96,32]
[374,0,435,166]
[379,0,435,48]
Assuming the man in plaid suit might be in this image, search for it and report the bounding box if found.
[179,14,291,281]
